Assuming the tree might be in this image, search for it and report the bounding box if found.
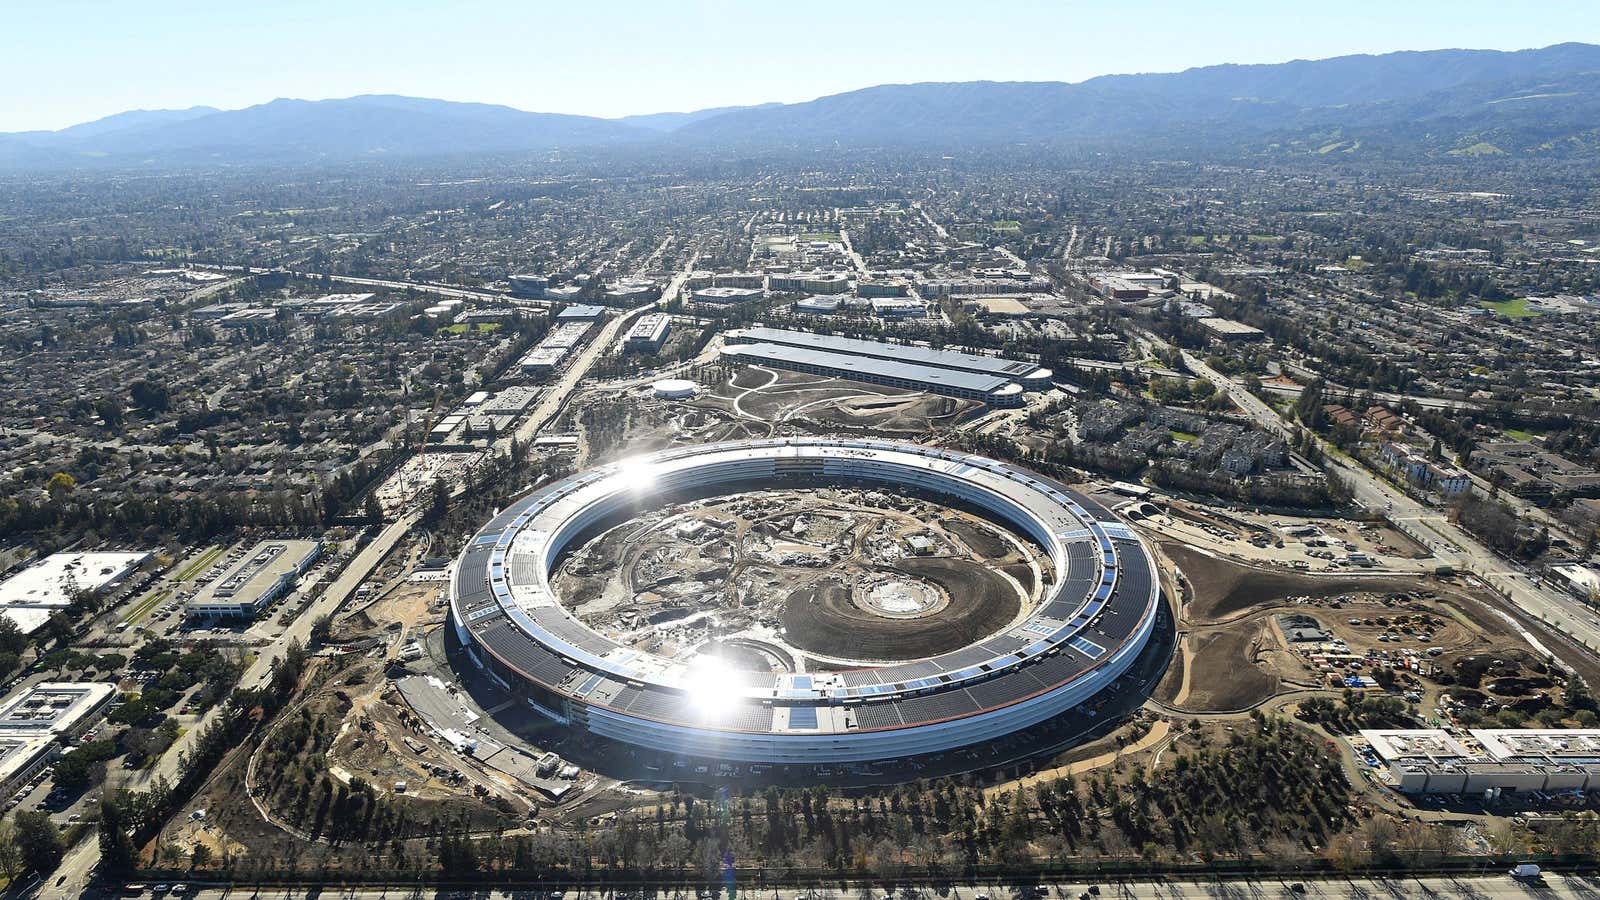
[129,379,171,413]
[190,843,212,871]
[309,615,333,648]
[99,794,138,873]
[43,611,74,650]
[0,616,25,656]
[1565,674,1595,713]
[13,810,64,875]
[422,478,449,526]
[46,471,76,502]
[0,820,21,882]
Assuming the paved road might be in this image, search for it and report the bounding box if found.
[32,829,101,898]
[838,226,870,276]
[1255,379,1480,413]
[1165,339,1600,656]
[161,873,1590,900]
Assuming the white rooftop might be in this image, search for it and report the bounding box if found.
[0,552,148,633]
[1360,729,1471,762]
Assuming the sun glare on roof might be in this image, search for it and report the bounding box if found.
[682,654,739,720]
[615,456,658,493]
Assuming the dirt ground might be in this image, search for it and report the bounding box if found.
[782,556,1021,661]
[1165,541,1426,623]
[697,366,981,433]
[1162,621,1281,710]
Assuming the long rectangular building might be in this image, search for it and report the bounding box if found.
[725,327,1051,390]
[721,341,1024,407]
[187,540,323,619]
[1361,728,1600,794]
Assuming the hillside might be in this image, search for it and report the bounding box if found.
[3,43,1599,168]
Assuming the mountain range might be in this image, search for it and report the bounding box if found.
[4,43,1599,169]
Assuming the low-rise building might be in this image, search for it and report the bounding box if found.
[555,304,606,322]
[1381,443,1471,495]
[1198,317,1265,341]
[793,294,846,315]
[0,551,150,635]
[622,313,671,354]
[712,272,766,289]
[508,274,549,297]
[453,307,517,326]
[0,682,117,797]
[187,540,323,619]
[519,322,593,375]
[603,280,656,303]
[767,271,851,295]
[870,297,927,319]
[1361,728,1600,794]
[692,286,765,306]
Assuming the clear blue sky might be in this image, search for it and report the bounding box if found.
[5,0,1596,132]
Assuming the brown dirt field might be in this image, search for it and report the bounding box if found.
[1000,562,1036,597]
[1164,542,1424,623]
[943,517,1012,558]
[782,558,1020,660]
[1176,621,1279,711]
[1152,635,1187,704]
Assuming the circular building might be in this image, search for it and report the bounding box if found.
[448,438,1162,764]
[651,378,697,400]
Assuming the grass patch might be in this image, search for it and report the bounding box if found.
[438,322,501,335]
[798,232,841,242]
[1478,297,1541,318]
[124,587,172,625]
[175,545,224,581]
[1170,430,1199,443]
[1504,428,1541,442]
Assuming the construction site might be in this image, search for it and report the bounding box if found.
[550,484,1047,668]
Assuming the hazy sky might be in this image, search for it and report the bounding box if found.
[5,0,1596,132]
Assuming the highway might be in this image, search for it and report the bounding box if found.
[1254,379,1481,413]
[155,872,1593,900]
[1166,339,1600,657]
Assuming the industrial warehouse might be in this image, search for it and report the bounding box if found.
[720,327,1053,407]
[727,326,1051,383]
[448,438,1162,765]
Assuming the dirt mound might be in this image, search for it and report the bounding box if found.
[782,558,1019,661]
[1164,542,1423,623]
